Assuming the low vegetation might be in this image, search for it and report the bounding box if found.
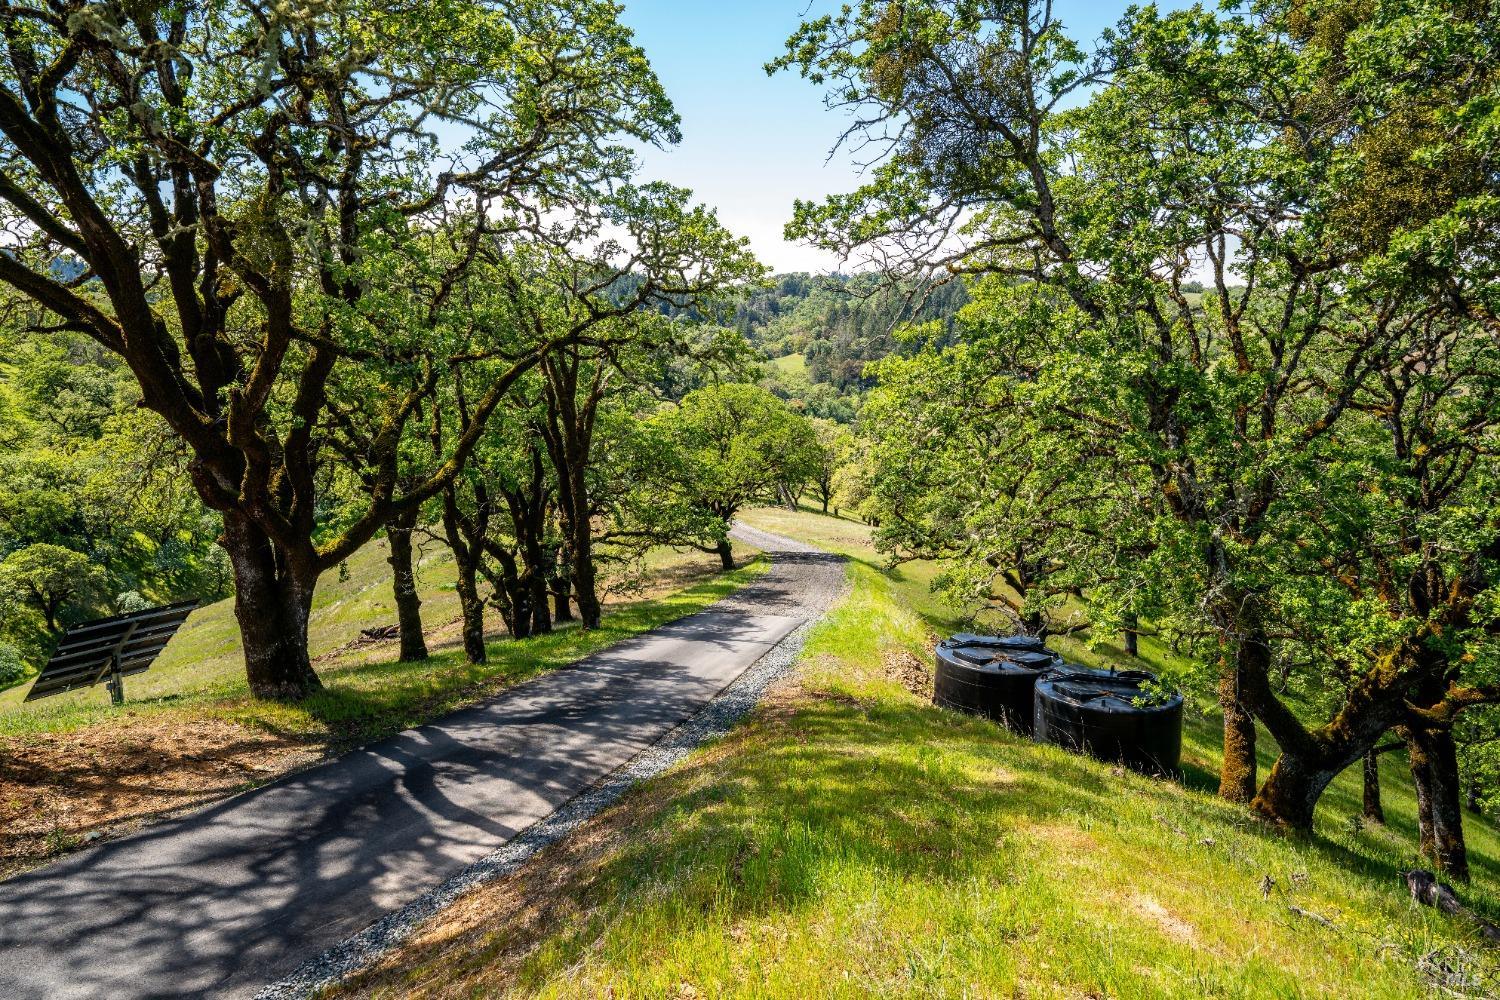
[327,509,1500,1000]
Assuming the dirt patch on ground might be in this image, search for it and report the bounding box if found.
[884,648,933,699]
[1126,893,1202,948]
[0,718,322,880]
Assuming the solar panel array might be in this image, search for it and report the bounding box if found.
[25,600,199,703]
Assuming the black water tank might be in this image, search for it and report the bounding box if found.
[1033,667,1183,776]
[934,635,1060,735]
[947,633,1051,655]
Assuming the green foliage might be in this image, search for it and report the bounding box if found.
[650,384,823,531]
[736,273,967,393]
[0,643,25,689]
[0,544,108,638]
[774,0,1500,836]
[0,333,230,675]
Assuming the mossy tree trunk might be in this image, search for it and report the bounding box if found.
[386,507,429,663]
[1406,723,1469,882]
[224,514,324,700]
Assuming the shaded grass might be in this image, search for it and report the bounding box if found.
[334,508,1500,1000]
[1,542,756,741]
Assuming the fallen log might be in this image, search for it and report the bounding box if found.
[1405,870,1500,944]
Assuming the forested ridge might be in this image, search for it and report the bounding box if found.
[737,271,968,391]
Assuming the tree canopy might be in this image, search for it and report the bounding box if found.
[775,0,1500,876]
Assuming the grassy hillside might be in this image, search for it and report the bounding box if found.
[0,537,747,737]
[766,352,808,379]
[330,508,1500,1000]
[0,537,764,878]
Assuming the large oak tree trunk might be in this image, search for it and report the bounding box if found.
[1249,671,1407,829]
[386,508,429,662]
[1252,746,1356,829]
[1408,725,1469,881]
[716,537,735,571]
[223,514,323,700]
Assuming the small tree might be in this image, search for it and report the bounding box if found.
[808,418,854,515]
[0,544,109,639]
[653,384,821,568]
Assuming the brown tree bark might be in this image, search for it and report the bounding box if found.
[385,508,429,662]
[551,557,575,624]
[502,445,553,638]
[1363,750,1385,824]
[453,568,488,665]
[571,513,603,629]
[1252,751,1352,829]
[1249,666,1408,829]
[1218,674,1258,804]
[1407,724,1469,881]
[716,537,735,571]
[441,486,489,665]
[539,354,605,630]
[483,546,532,641]
[222,515,323,700]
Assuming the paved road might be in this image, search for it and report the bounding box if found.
[0,526,841,999]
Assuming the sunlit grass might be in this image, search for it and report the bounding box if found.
[0,542,765,744]
[766,353,808,379]
[338,507,1500,1000]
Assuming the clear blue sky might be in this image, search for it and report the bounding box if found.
[615,2,1156,274]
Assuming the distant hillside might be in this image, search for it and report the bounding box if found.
[737,274,968,393]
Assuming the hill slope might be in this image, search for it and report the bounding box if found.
[0,537,763,879]
[330,508,1500,1000]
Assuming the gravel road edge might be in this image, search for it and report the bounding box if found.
[255,526,846,1000]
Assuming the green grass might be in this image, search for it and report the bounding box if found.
[766,352,808,379]
[340,507,1500,999]
[0,540,765,745]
